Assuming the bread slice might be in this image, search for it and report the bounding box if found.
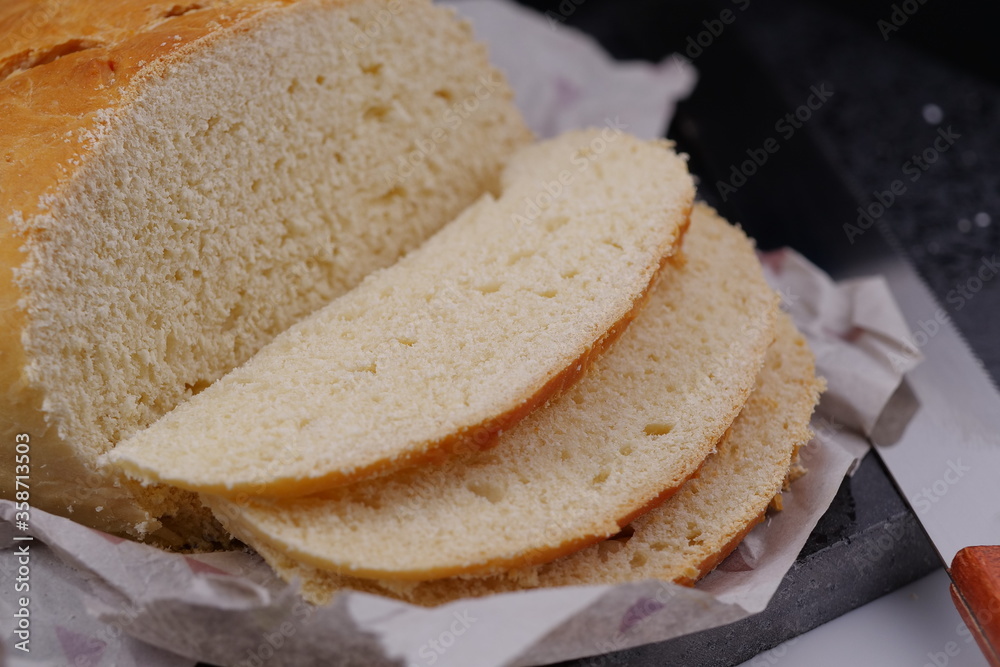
[0,0,531,545]
[253,312,823,606]
[108,130,695,497]
[205,203,778,580]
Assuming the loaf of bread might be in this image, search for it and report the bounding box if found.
[251,312,822,606]
[205,203,779,580]
[0,0,530,546]
[108,130,695,498]
[1,0,829,632]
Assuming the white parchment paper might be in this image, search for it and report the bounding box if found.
[443,0,697,140]
[0,2,919,665]
[0,251,912,667]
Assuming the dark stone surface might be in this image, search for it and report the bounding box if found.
[510,0,998,664]
[549,453,940,667]
[516,0,1000,386]
[736,1,1000,387]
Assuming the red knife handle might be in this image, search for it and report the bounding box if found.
[950,546,1000,667]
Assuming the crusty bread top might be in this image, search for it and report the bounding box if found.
[204,203,779,581]
[0,1,265,72]
[252,313,823,607]
[108,130,694,497]
[0,0,296,222]
[1,1,319,432]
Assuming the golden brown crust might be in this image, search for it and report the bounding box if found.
[674,509,767,587]
[0,0,311,422]
[1,1,286,394]
[679,447,812,587]
[216,431,712,584]
[0,1,234,73]
[1,1,285,222]
[248,313,819,605]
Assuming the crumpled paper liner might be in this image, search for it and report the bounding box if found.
[443,0,698,140]
[0,255,919,667]
[0,1,919,664]
[759,249,922,465]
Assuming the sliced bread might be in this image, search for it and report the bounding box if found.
[205,203,779,580]
[108,130,695,497]
[255,312,823,606]
[0,0,531,545]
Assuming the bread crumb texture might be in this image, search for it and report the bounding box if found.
[0,0,530,545]
[253,310,823,606]
[109,129,694,497]
[206,203,782,582]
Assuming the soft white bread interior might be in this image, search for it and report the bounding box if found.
[254,312,823,606]
[0,0,531,546]
[108,130,695,498]
[205,203,779,580]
